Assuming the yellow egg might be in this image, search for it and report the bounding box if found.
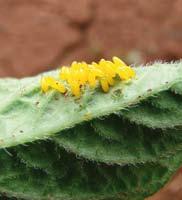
[100,79,109,92]
[41,76,66,93]
[41,77,49,92]
[112,56,127,67]
[41,57,135,96]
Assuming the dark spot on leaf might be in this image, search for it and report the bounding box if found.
[112,89,122,97]
[35,101,39,105]
[55,96,59,100]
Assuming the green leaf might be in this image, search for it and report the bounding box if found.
[148,91,182,111]
[0,140,182,200]
[55,118,182,165]
[0,63,182,148]
[1,62,182,199]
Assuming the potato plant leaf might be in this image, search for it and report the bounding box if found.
[0,62,182,199]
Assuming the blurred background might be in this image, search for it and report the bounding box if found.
[0,0,182,77]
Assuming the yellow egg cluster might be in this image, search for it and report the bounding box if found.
[41,57,135,97]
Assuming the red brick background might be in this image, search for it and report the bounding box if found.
[0,0,182,77]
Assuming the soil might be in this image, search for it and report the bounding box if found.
[146,167,182,200]
[0,0,182,77]
[0,1,182,199]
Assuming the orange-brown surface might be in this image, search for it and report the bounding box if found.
[0,0,182,77]
[146,167,182,200]
[0,0,182,199]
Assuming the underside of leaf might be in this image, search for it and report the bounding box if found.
[0,62,182,200]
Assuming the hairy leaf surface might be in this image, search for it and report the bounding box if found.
[1,62,182,199]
